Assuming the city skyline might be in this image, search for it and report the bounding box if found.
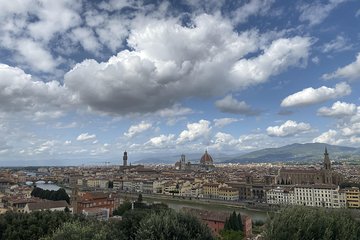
[0,0,360,165]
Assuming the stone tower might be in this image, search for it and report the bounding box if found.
[323,147,331,170]
[71,187,78,214]
[123,151,128,166]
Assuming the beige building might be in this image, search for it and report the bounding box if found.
[344,187,360,208]
[218,187,239,201]
[267,187,294,205]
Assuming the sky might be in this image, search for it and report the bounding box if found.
[0,0,360,166]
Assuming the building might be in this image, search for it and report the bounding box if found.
[123,151,128,166]
[344,187,360,208]
[294,185,346,208]
[24,200,70,213]
[182,208,252,238]
[267,185,347,208]
[218,187,239,201]
[174,150,215,171]
[276,148,343,185]
[266,187,294,205]
[72,191,115,216]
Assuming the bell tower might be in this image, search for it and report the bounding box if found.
[323,147,331,170]
[123,151,128,166]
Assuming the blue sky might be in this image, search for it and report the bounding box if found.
[0,0,360,166]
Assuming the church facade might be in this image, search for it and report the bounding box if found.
[276,148,344,185]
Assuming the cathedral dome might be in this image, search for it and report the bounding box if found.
[200,150,213,165]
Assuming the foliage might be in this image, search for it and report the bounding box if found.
[137,193,143,202]
[264,206,360,240]
[224,211,242,231]
[219,230,244,240]
[135,209,214,240]
[41,220,124,240]
[0,210,74,240]
[113,200,132,216]
[31,187,70,204]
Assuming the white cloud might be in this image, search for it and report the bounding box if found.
[16,38,59,72]
[124,121,152,138]
[312,56,320,64]
[145,134,175,148]
[76,133,96,141]
[230,36,311,88]
[312,129,342,145]
[65,14,311,115]
[267,120,311,137]
[231,0,274,24]
[215,95,257,115]
[155,104,193,118]
[317,101,357,117]
[322,53,360,81]
[281,82,351,107]
[177,120,211,144]
[322,35,352,53]
[213,118,239,128]
[0,64,74,113]
[298,0,348,26]
[70,27,101,53]
[210,132,239,151]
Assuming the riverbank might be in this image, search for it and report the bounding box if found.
[141,194,270,222]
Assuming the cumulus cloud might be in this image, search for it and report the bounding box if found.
[0,64,74,113]
[267,120,311,137]
[322,53,360,81]
[144,134,175,148]
[313,129,342,145]
[177,120,211,144]
[298,0,348,26]
[124,121,152,138]
[230,36,311,87]
[76,133,96,141]
[64,14,311,115]
[213,118,239,128]
[317,101,357,117]
[281,82,351,107]
[215,95,258,115]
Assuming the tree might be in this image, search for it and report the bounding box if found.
[264,206,360,240]
[113,201,132,216]
[220,230,244,240]
[40,221,118,240]
[224,211,242,231]
[137,193,143,203]
[135,210,214,240]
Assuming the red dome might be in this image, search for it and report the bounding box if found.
[200,150,213,165]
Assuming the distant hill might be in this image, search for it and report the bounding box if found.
[223,143,359,164]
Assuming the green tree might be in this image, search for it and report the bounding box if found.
[135,210,214,240]
[220,229,244,240]
[113,201,132,216]
[224,211,242,231]
[264,206,360,240]
[40,221,117,240]
[137,193,143,203]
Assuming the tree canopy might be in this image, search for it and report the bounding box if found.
[31,187,70,204]
[264,206,360,240]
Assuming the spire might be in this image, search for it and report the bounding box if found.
[323,147,331,170]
